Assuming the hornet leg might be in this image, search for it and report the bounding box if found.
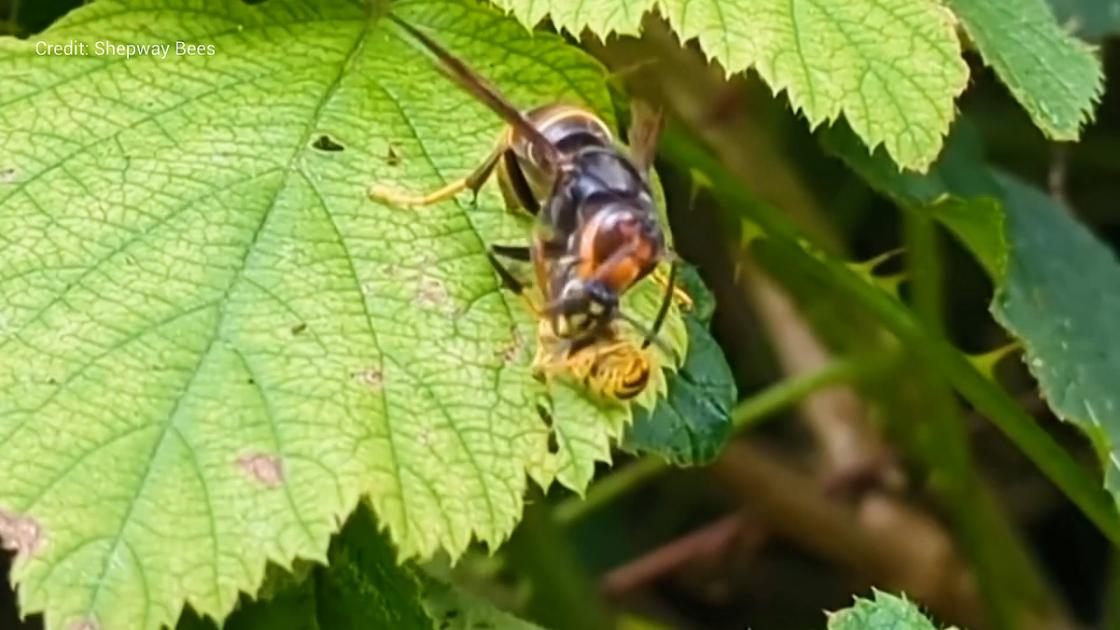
[642,261,677,360]
[652,263,692,310]
[486,244,542,316]
[368,139,503,207]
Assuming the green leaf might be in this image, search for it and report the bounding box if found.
[2,0,83,36]
[493,0,647,37]
[667,120,1120,549]
[494,0,970,171]
[180,500,547,630]
[177,563,320,630]
[314,502,430,630]
[827,589,948,630]
[0,0,685,627]
[420,578,545,630]
[1046,0,1120,39]
[945,0,1104,141]
[624,318,734,465]
[824,120,1120,531]
[990,174,1120,509]
[676,263,717,326]
[820,122,1007,279]
[624,269,735,466]
[321,502,549,630]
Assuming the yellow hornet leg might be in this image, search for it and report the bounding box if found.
[367,139,504,207]
[652,265,693,310]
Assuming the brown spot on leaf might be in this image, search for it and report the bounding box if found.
[385,144,401,166]
[290,322,307,335]
[237,453,284,487]
[414,277,449,308]
[69,618,99,630]
[352,367,383,389]
[0,508,44,558]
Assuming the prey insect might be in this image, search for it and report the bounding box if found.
[372,14,683,399]
[532,319,655,401]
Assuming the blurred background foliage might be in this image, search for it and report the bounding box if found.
[2,0,1119,628]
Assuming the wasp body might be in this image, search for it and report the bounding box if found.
[504,105,666,343]
[372,15,680,399]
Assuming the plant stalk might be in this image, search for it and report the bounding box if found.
[660,124,1120,547]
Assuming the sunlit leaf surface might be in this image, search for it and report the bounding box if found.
[494,0,969,171]
[0,0,685,627]
[947,0,1104,140]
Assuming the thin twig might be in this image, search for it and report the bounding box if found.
[601,514,746,596]
[712,441,988,629]
[742,265,895,480]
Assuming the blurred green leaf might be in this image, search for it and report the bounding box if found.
[677,264,716,326]
[945,0,1103,140]
[824,119,1120,524]
[1046,0,1120,39]
[666,121,1120,548]
[177,563,319,630]
[4,0,82,35]
[820,123,1007,279]
[991,174,1120,508]
[0,0,687,627]
[315,503,430,630]
[827,590,949,630]
[624,266,734,465]
[625,317,735,466]
[180,501,547,630]
[494,0,970,171]
[421,579,545,630]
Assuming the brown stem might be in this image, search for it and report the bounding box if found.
[712,442,987,628]
[601,514,750,597]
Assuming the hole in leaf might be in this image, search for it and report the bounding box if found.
[0,168,16,184]
[536,405,559,454]
[536,404,553,428]
[311,134,344,152]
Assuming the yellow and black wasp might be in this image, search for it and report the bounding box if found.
[370,14,682,400]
